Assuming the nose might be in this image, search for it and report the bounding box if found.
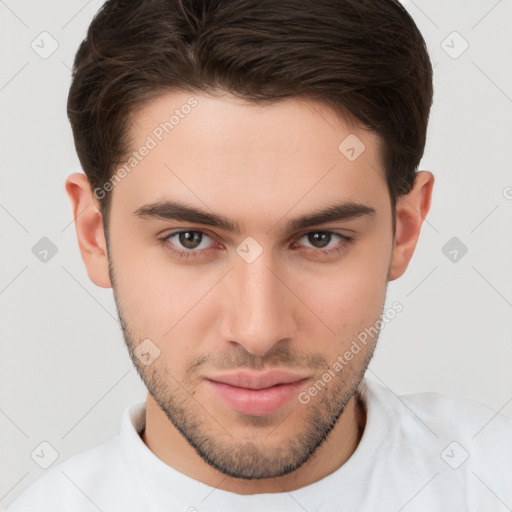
[219,253,298,357]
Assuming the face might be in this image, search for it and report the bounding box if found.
[103,91,395,479]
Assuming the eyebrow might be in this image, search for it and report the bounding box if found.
[133,199,376,234]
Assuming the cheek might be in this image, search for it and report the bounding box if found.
[295,237,390,338]
[299,273,386,337]
[109,233,207,336]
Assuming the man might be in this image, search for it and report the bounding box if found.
[6,0,511,510]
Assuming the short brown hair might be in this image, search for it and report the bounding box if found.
[67,0,433,234]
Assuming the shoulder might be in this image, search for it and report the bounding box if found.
[396,383,512,472]
[398,383,512,442]
[4,401,148,512]
[363,377,512,441]
[4,436,127,512]
[362,377,512,508]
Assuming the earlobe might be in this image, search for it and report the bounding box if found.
[64,173,112,289]
[388,171,435,281]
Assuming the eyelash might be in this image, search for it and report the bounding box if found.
[158,229,354,260]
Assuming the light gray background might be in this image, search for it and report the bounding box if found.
[1,0,511,507]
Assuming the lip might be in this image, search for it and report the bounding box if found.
[205,370,310,390]
[204,370,310,416]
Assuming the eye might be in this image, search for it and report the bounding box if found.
[159,230,216,258]
[298,231,341,249]
[292,231,353,257]
[159,229,354,260]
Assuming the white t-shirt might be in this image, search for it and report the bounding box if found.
[5,378,512,512]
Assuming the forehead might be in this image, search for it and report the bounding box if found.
[112,91,389,228]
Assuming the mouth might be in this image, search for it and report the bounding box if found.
[204,370,310,416]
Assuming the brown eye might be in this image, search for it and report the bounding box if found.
[292,231,354,258]
[160,230,216,258]
[306,232,332,249]
[177,231,203,249]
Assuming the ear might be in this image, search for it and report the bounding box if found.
[64,172,112,288]
[388,171,434,281]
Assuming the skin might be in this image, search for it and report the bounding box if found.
[65,91,434,494]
